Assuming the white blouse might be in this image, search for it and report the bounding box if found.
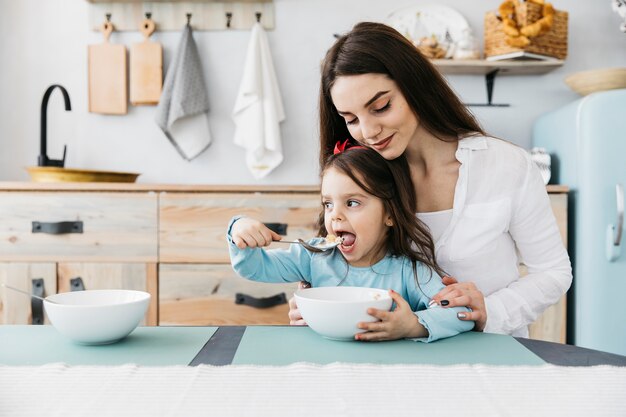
[433,136,572,337]
[417,209,453,243]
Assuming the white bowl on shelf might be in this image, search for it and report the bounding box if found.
[294,287,392,341]
[44,289,150,345]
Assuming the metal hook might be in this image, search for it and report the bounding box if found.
[186,13,192,26]
[226,12,233,28]
[145,12,152,20]
[255,12,262,23]
[105,13,111,22]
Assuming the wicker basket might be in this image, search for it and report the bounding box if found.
[484,1,568,60]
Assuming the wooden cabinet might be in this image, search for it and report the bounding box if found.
[0,183,568,342]
[159,264,297,325]
[0,263,56,324]
[158,190,320,325]
[0,192,158,262]
[526,189,568,343]
[0,189,158,325]
[0,262,158,325]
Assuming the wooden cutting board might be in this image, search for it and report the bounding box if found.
[88,19,127,115]
[130,17,162,105]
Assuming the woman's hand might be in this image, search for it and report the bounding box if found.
[355,290,427,341]
[230,218,282,249]
[288,281,311,326]
[432,276,487,332]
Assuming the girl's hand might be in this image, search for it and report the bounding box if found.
[230,218,282,249]
[433,276,487,332]
[355,290,427,341]
[288,281,311,326]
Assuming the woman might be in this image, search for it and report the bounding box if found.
[289,22,572,337]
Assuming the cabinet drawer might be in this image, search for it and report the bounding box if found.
[159,193,320,263]
[58,262,158,326]
[0,192,158,262]
[159,264,298,325]
[0,263,56,325]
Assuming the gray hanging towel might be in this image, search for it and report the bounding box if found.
[155,24,212,161]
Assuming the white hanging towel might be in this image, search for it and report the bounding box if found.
[232,22,285,179]
[155,24,212,161]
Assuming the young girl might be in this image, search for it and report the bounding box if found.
[228,144,473,342]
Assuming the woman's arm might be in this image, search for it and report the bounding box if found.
[431,153,572,335]
[482,156,572,335]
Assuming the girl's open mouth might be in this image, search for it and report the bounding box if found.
[337,232,356,250]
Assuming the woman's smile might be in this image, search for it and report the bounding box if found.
[370,134,394,151]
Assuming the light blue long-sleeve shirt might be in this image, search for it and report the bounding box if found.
[227,217,474,342]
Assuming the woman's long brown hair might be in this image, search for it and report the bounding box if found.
[319,22,484,169]
[321,147,446,280]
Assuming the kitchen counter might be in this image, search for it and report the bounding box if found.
[0,182,568,193]
[0,182,572,342]
[0,182,321,192]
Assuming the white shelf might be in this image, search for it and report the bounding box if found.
[430,59,564,106]
[433,59,564,76]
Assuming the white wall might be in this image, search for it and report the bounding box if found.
[1,0,625,185]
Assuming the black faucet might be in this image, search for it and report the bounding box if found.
[39,84,71,167]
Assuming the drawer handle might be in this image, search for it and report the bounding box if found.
[235,292,287,309]
[70,277,85,291]
[263,223,288,236]
[31,278,45,325]
[32,221,83,234]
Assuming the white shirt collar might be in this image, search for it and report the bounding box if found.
[458,135,488,151]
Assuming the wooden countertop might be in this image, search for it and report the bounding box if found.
[0,182,321,193]
[0,182,569,193]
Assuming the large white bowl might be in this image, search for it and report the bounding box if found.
[44,289,150,345]
[294,287,393,341]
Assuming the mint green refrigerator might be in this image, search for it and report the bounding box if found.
[532,89,625,356]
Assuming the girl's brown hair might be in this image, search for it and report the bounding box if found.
[319,22,484,168]
[321,147,446,280]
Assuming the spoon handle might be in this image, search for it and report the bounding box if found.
[2,283,49,303]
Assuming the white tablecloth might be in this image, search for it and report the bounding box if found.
[1,363,625,416]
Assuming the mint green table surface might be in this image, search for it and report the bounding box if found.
[232,326,546,366]
[0,325,217,366]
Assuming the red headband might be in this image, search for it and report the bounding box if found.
[333,139,366,154]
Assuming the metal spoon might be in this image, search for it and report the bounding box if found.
[273,238,341,253]
[2,283,59,304]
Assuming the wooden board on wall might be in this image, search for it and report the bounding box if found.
[88,21,128,114]
[130,18,162,105]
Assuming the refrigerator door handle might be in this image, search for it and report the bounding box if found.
[614,183,624,246]
[606,183,624,261]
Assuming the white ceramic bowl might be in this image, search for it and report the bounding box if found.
[294,287,393,341]
[44,289,150,345]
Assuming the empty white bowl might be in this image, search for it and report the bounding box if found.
[294,287,393,341]
[44,289,150,345]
